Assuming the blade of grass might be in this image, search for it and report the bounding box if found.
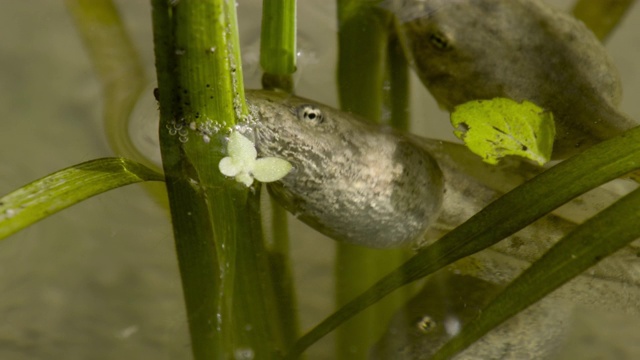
[432,186,640,359]
[152,0,283,358]
[259,0,301,348]
[286,125,640,358]
[572,0,637,41]
[0,158,163,241]
[335,1,411,359]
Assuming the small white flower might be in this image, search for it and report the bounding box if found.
[219,131,292,187]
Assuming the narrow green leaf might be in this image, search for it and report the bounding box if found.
[0,158,163,241]
[286,125,640,359]
[451,98,555,165]
[432,186,640,359]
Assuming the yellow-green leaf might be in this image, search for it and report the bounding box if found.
[0,158,163,241]
[451,98,555,166]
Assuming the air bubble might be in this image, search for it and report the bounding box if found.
[234,348,254,360]
[416,315,436,333]
[444,316,461,336]
[4,209,16,219]
[116,325,139,339]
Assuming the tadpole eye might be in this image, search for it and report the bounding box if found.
[296,104,324,124]
[428,31,451,50]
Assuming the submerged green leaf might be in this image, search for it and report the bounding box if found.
[0,158,163,241]
[432,186,640,359]
[451,98,555,165]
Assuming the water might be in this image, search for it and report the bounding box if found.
[1,1,640,359]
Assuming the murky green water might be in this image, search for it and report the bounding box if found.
[2,1,640,359]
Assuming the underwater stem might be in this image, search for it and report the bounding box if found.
[335,1,411,359]
[152,0,281,358]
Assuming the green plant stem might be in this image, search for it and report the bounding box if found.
[261,0,297,75]
[152,3,220,358]
[259,0,301,349]
[572,0,636,41]
[65,0,152,170]
[386,32,410,131]
[260,0,296,92]
[337,1,389,119]
[151,1,281,358]
[335,2,408,359]
[268,201,300,347]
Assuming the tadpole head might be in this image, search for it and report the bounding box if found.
[392,0,535,110]
[244,90,444,248]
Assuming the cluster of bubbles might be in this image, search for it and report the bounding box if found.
[166,120,189,143]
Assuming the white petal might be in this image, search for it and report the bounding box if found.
[237,153,257,172]
[219,157,239,177]
[236,172,254,187]
[228,131,257,161]
[253,157,293,182]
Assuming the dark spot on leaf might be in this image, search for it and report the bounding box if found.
[492,126,507,135]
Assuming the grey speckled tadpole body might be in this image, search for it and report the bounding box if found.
[241,90,623,249]
[389,0,638,158]
[245,90,444,248]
